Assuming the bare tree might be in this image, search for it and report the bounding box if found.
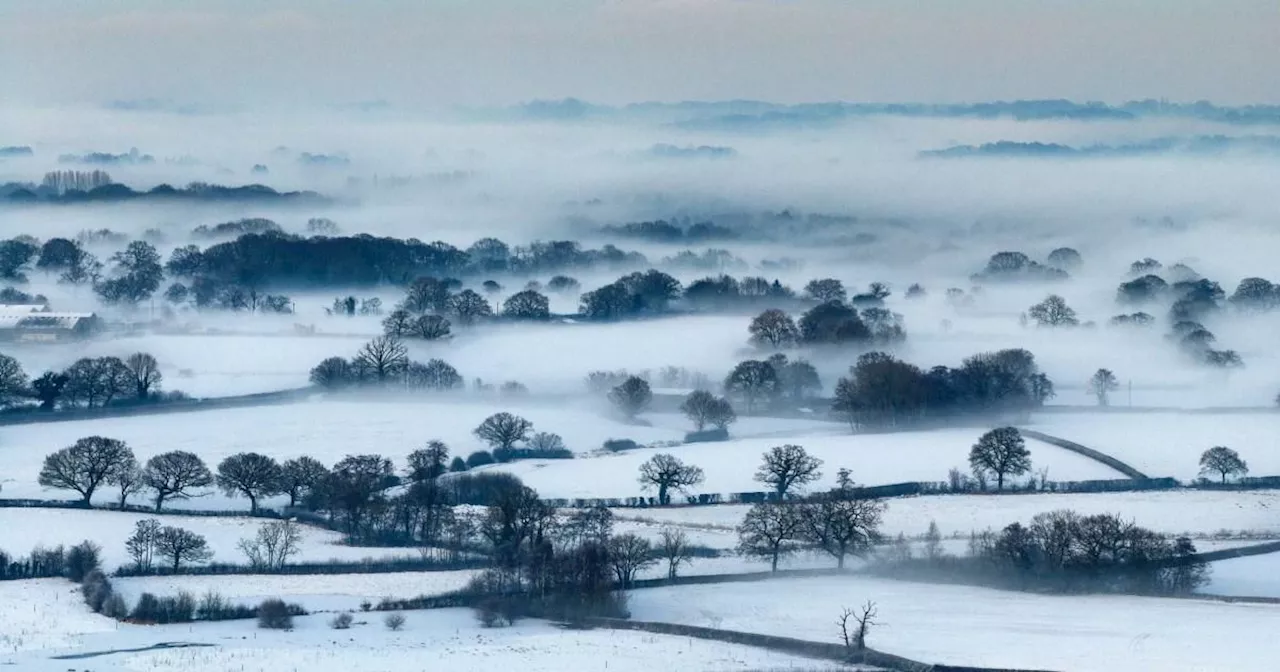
[1199,446,1248,483]
[754,444,823,497]
[279,456,328,508]
[638,453,705,505]
[748,309,799,349]
[410,314,451,340]
[680,390,736,431]
[527,432,566,453]
[657,527,694,579]
[381,309,413,338]
[837,602,878,651]
[723,360,778,413]
[608,533,656,586]
[142,451,214,511]
[154,525,214,570]
[108,455,145,508]
[1088,368,1120,406]
[1027,294,1079,327]
[384,612,407,631]
[923,520,943,561]
[473,412,534,450]
[737,501,804,571]
[124,352,163,400]
[405,441,450,482]
[608,376,652,419]
[449,289,493,325]
[0,353,29,408]
[354,336,408,382]
[38,436,135,505]
[125,518,162,571]
[798,495,886,568]
[216,453,283,513]
[968,427,1031,490]
[237,520,302,570]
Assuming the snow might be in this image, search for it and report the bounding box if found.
[0,399,687,509]
[0,508,417,571]
[111,570,479,613]
[1204,553,1280,598]
[487,428,1122,501]
[628,575,1280,671]
[611,489,1280,540]
[0,579,118,654]
[1027,411,1280,480]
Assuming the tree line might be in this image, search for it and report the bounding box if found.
[0,351,179,413]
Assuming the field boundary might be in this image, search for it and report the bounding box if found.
[1016,428,1149,479]
[0,387,316,426]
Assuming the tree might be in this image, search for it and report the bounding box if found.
[527,432,566,453]
[96,241,163,305]
[382,309,413,338]
[837,602,878,651]
[608,376,652,419]
[502,289,550,320]
[738,501,804,571]
[280,456,329,508]
[1088,368,1120,406]
[474,413,534,451]
[309,357,352,389]
[449,289,492,325]
[384,612,407,631]
[31,371,69,410]
[754,445,823,497]
[657,527,693,579]
[748,309,798,349]
[723,359,779,413]
[798,301,870,345]
[142,451,214,511]
[410,314,451,340]
[680,390,736,431]
[63,356,131,408]
[607,533,655,587]
[774,357,822,402]
[1046,247,1083,271]
[125,519,163,571]
[401,276,453,314]
[328,454,397,536]
[804,278,846,303]
[1199,446,1248,483]
[0,353,28,408]
[1027,294,1079,327]
[547,275,580,294]
[216,453,283,513]
[257,598,294,630]
[0,238,37,281]
[238,520,302,570]
[406,441,450,482]
[798,495,885,568]
[108,455,144,509]
[154,526,213,570]
[124,352,163,400]
[354,336,408,383]
[637,453,704,505]
[923,520,943,561]
[38,436,135,504]
[969,427,1031,490]
[37,237,82,272]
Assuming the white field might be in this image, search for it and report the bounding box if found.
[1204,553,1280,598]
[0,508,417,571]
[0,579,119,655]
[0,601,831,672]
[111,570,479,613]
[1028,411,1280,480]
[628,575,1280,672]
[487,429,1122,501]
[0,399,693,509]
[612,489,1280,540]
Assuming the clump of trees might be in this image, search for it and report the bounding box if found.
[0,351,179,413]
[309,336,463,392]
[832,349,1054,431]
[723,353,820,413]
[737,485,886,571]
[971,251,1069,284]
[679,390,736,432]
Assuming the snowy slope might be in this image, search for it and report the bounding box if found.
[487,428,1122,500]
[0,579,119,654]
[1204,553,1280,598]
[1027,411,1280,480]
[628,575,1280,671]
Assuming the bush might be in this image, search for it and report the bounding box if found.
[465,450,495,468]
[384,612,406,631]
[257,598,294,630]
[102,593,129,619]
[683,428,729,443]
[603,439,638,452]
[80,569,113,613]
[449,457,468,473]
[330,612,354,629]
[65,541,102,583]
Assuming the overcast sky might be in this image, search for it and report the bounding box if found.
[2,0,1277,108]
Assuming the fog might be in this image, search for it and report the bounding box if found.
[3,99,1280,409]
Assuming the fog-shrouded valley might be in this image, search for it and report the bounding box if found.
[3,4,1280,672]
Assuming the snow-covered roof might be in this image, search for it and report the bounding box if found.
[0,312,95,330]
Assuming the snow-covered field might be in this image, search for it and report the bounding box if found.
[1204,553,1280,598]
[489,429,1122,501]
[613,489,1280,540]
[628,575,1280,671]
[0,579,119,654]
[111,570,479,613]
[0,508,417,570]
[1028,412,1280,480]
[1,600,828,672]
[0,399,692,509]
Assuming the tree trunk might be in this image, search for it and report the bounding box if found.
[997,472,1005,490]
[837,552,845,569]
[770,552,779,572]
[1221,472,1227,483]
[249,494,258,513]
[658,484,668,506]
[154,493,164,512]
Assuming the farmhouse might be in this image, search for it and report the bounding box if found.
[0,306,100,342]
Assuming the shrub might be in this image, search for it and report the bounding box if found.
[684,428,729,443]
[65,541,102,583]
[330,612,354,629]
[359,600,372,612]
[384,612,406,631]
[449,457,468,472]
[465,450,495,468]
[603,439,638,452]
[257,598,294,630]
[102,593,129,619]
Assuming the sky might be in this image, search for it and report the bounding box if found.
[0,0,1277,108]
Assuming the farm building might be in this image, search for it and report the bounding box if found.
[0,307,100,342]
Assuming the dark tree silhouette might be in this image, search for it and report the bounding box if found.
[1027,294,1079,327]
[804,278,846,303]
[310,357,352,388]
[0,353,29,407]
[608,376,652,419]
[280,456,329,508]
[797,495,885,568]
[969,427,1031,490]
[723,360,778,412]
[142,451,214,511]
[1088,368,1120,406]
[124,352,162,399]
[502,290,550,320]
[449,289,492,325]
[638,453,704,505]
[354,336,408,382]
[474,413,534,450]
[680,390,736,431]
[216,453,283,513]
[748,308,799,349]
[154,526,213,570]
[754,445,823,496]
[737,501,804,571]
[38,436,135,504]
[406,441,450,482]
[1199,446,1248,483]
